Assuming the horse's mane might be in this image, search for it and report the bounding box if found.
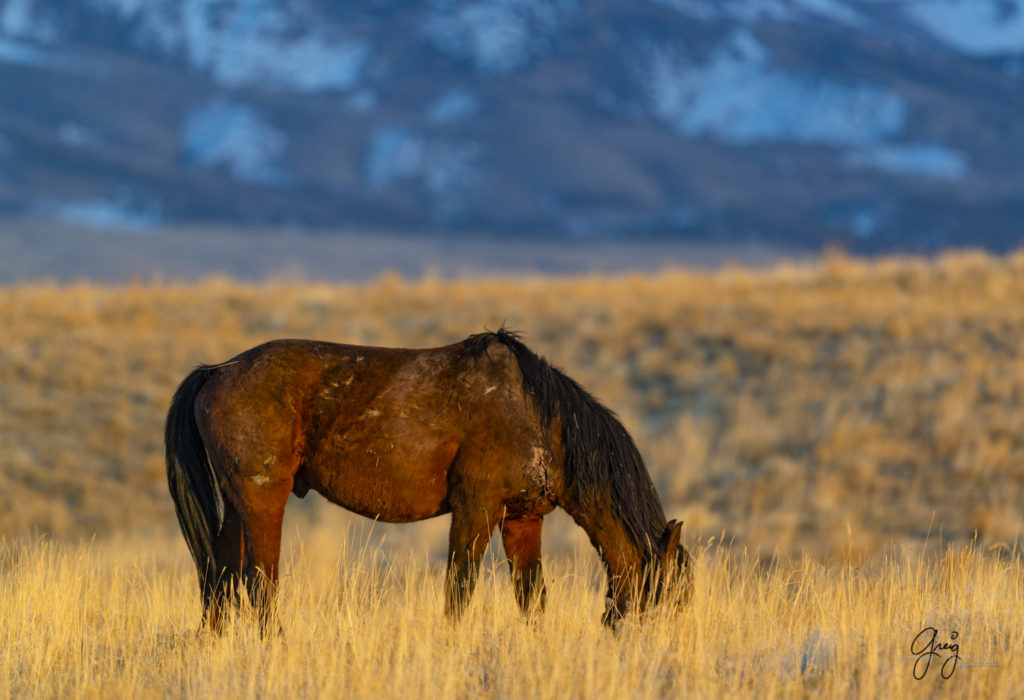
[462,329,666,554]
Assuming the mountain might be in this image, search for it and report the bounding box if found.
[1,0,1023,252]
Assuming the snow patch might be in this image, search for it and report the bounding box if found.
[2,0,35,37]
[850,209,879,238]
[644,30,905,146]
[428,89,481,125]
[364,126,482,221]
[1,0,57,41]
[181,101,287,185]
[0,37,71,68]
[845,143,968,180]
[906,0,1024,57]
[212,34,368,93]
[365,128,426,191]
[422,0,577,74]
[788,0,862,26]
[89,0,369,92]
[58,122,100,148]
[41,196,162,231]
[648,0,861,26]
[0,37,43,64]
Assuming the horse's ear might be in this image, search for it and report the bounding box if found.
[663,519,683,553]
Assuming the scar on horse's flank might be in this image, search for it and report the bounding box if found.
[166,329,693,636]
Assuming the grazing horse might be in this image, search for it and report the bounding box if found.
[166,330,692,634]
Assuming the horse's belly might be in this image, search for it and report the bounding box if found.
[302,440,457,523]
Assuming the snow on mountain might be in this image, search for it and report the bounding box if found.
[428,89,481,125]
[1,0,56,41]
[40,196,162,231]
[364,126,481,222]
[365,128,425,191]
[0,0,1021,251]
[845,143,968,180]
[89,0,369,91]
[57,122,101,149]
[786,0,862,26]
[650,0,862,26]
[422,0,577,75]
[182,101,288,185]
[906,0,1024,57]
[0,37,46,66]
[2,0,35,37]
[643,29,906,146]
[639,27,967,183]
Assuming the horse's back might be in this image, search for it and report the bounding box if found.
[193,338,558,523]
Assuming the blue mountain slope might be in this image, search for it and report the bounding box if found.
[1,0,1022,251]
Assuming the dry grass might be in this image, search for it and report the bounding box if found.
[3,250,1024,560]
[1,529,1019,698]
[3,250,1024,696]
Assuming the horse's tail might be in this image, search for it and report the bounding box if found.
[165,365,224,590]
[464,329,666,552]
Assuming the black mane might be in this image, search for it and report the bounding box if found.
[463,329,666,554]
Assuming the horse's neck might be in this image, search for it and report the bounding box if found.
[563,495,649,583]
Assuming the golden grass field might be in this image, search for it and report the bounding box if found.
[2,249,1024,696]
[1,531,1020,698]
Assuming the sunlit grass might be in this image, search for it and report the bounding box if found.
[3,250,1024,560]
[3,249,1024,696]
[0,529,1019,698]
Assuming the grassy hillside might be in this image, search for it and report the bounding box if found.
[3,250,1024,697]
[3,251,1024,562]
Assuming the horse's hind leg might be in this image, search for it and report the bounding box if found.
[204,500,245,632]
[236,487,290,637]
[500,516,546,615]
[444,505,497,620]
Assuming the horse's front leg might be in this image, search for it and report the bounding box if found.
[444,505,496,620]
[500,516,546,615]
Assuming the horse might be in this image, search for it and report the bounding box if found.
[166,329,693,634]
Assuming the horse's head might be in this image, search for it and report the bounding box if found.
[602,519,694,627]
[653,519,693,608]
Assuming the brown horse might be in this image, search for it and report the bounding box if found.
[166,330,692,634]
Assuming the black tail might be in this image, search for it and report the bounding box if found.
[464,329,666,553]
[165,366,224,591]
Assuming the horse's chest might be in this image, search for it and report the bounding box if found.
[503,446,557,517]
